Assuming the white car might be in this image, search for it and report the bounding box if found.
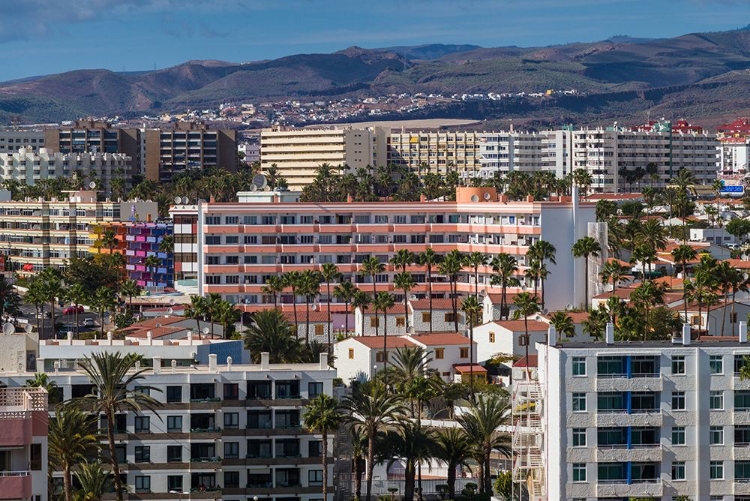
[82,318,95,328]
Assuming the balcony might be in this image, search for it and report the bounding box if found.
[596,446,662,462]
[0,472,31,499]
[596,412,662,428]
[596,480,662,498]
[735,479,750,495]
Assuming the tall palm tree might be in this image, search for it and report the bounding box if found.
[65,283,88,337]
[636,219,668,252]
[320,263,342,348]
[299,270,322,345]
[524,258,542,299]
[203,292,223,337]
[186,294,208,334]
[630,244,658,281]
[599,260,629,294]
[101,228,119,254]
[333,281,357,337]
[48,408,99,501]
[630,281,666,340]
[434,428,473,500]
[303,395,343,501]
[458,392,511,495]
[549,311,575,339]
[25,277,47,336]
[360,256,385,299]
[215,299,241,339]
[728,268,750,336]
[73,460,112,501]
[143,254,161,281]
[244,309,302,363]
[489,253,519,320]
[119,279,141,312]
[513,292,541,378]
[438,250,463,331]
[39,268,63,338]
[462,296,482,400]
[418,248,441,333]
[390,249,416,275]
[378,422,434,501]
[373,291,395,374]
[340,381,407,501]
[672,244,697,321]
[352,290,371,335]
[74,352,162,501]
[89,286,117,339]
[157,235,174,255]
[261,275,285,311]
[571,236,601,311]
[25,372,60,404]
[283,271,303,333]
[528,240,556,309]
[463,251,487,299]
[394,271,415,332]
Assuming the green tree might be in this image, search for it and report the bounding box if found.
[185,294,208,334]
[599,260,629,294]
[89,287,117,339]
[303,395,343,501]
[49,408,99,501]
[434,428,473,499]
[352,290,371,335]
[25,373,59,404]
[549,311,575,339]
[73,461,113,501]
[513,292,541,377]
[320,263,342,348]
[462,295,482,400]
[671,244,697,321]
[727,218,750,244]
[630,281,666,340]
[74,352,162,501]
[361,256,385,299]
[333,281,357,336]
[493,470,513,501]
[463,251,487,299]
[261,275,285,311]
[299,270,322,345]
[571,236,601,311]
[203,292,223,338]
[418,248,441,333]
[283,271,303,332]
[527,240,556,309]
[119,279,142,311]
[490,253,519,320]
[394,271,415,332]
[373,291,395,375]
[215,299,241,339]
[25,277,47,336]
[244,309,302,363]
[38,268,63,338]
[438,250,463,330]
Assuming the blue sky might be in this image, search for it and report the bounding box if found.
[5,0,750,81]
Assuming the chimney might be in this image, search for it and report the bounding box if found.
[741,321,748,343]
[347,194,353,203]
[260,352,270,371]
[208,353,217,372]
[526,195,534,203]
[605,322,614,345]
[209,195,215,203]
[548,325,557,346]
[682,323,691,346]
[188,331,193,345]
[146,330,153,345]
[227,356,233,371]
[67,331,73,343]
[420,193,427,202]
[107,331,113,342]
[153,357,161,374]
[319,352,328,370]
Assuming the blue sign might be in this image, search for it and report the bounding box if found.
[720,185,744,193]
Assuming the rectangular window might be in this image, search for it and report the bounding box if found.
[224,470,240,488]
[134,416,150,433]
[135,476,150,493]
[167,445,182,463]
[223,383,239,400]
[434,348,444,360]
[224,442,239,459]
[710,391,724,410]
[460,348,469,358]
[30,444,41,471]
[710,426,724,445]
[572,428,586,447]
[308,440,323,457]
[572,463,586,482]
[422,312,431,323]
[489,332,495,343]
[225,236,239,244]
[572,357,586,376]
[315,324,325,336]
[167,475,183,492]
[224,413,239,429]
[672,461,685,481]
[710,355,723,374]
[167,416,182,432]
[135,446,150,462]
[396,317,405,327]
[736,461,750,480]
[166,386,182,403]
[710,460,723,479]
[672,355,685,374]
[348,348,354,360]
[370,318,379,328]
[672,391,685,410]
[572,393,586,412]
[376,352,385,363]
[737,391,750,410]
[309,382,323,397]
[672,426,685,445]
[308,470,324,487]
[445,313,457,322]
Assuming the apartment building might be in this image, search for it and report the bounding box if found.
[0,387,48,501]
[196,186,596,313]
[0,190,158,272]
[0,147,132,194]
[44,120,140,165]
[0,130,45,153]
[3,346,334,501]
[143,122,237,183]
[169,203,198,282]
[536,323,750,501]
[260,126,386,189]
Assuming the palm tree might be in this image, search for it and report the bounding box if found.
[186,294,208,334]
[728,267,750,336]
[524,258,542,299]
[599,260,629,294]
[438,250,463,331]
[144,254,161,281]
[333,281,357,337]
[373,291,395,374]
[462,295,482,400]
[489,253,519,320]
[101,227,119,254]
[630,244,657,281]
[215,299,241,339]
[463,251,487,298]
[299,270,322,345]
[360,256,385,299]
[513,292,541,378]
[48,408,99,501]
[672,244,697,321]
[571,236,601,311]
[434,428,473,499]
[418,248,441,333]
[341,381,407,501]
[549,311,575,339]
[394,271,415,332]
[73,461,112,501]
[89,287,116,339]
[65,283,88,337]
[244,309,302,363]
[303,395,342,501]
[320,263,342,348]
[119,279,141,312]
[157,235,174,254]
[25,277,47,336]
[39,268,63,338]
[283,271,303,332]
[636,219,668,252]
[203,292,223,337]
[74,352,162,501]
[261,275,285,311]
[630,281,666,340]
[528,240,556,309]
[458,392,511,494]
[391,249,416,275]
[378,422,434,501]
[352,290,371,335]
[25,372,59,404]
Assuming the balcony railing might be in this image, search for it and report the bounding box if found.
[190,427,221,433]
[247,482,273,488]
[190,456,221,463]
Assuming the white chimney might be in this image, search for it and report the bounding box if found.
[67,331,73,343]
[682,323,691,346]
[153,357,161,374]
[107,331,113,342]
[605,322,614,345]
[227,356,233,371]
[741,321,748,343]
[260,352,270,371]
[319,352,328,370]
[548,325,557,346]
[146,330,152,345]
[171,359,177,372]
[208,353,217,372]
[188,331,193,345]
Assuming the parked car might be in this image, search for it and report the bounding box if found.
[82,318,95,328]
[63,305,84,315]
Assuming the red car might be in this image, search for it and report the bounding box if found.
[63,305,84,315]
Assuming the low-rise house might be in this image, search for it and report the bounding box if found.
[482,293,518,324]
[674,300,750,338]
[283,309,332,344]
[409,298,465,333]
[354,305,409,336]
[472,319,549,364]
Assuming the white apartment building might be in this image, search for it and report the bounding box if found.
[0,130,45,153]
[720,139,750,176]
[0,147,132,193]
[535,323,750,501]
[1,350,336,501]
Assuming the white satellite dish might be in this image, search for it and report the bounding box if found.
[249,184,258,192]
[2,323,14,335]
[542,308,549,315]
[174,196,182,204]
[182,197,189,204]
[202,327,209,335]
[24,324,33,333]
[483,192,491,200]
[167,307,173,315]
[252,174,268,190]
[88,181,96,189]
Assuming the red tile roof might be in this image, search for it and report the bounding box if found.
[495,320,549,332]
[410,298,462,311]
[122,316,186,331]
[544,312,589,324]
[126,326,186,339]
[282,310,330,323]
[351,336,414,349]
[727,259,750,270]
[514,355,538,368]
[453,364,488,374]
[362,304,409,315]
[410,333,472,346]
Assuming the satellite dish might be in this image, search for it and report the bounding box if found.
[202,327,210,335]
[182,197,189,204]
[2,323,14,335]
[24,324,33,333]
[167,307,173,315]
[169,298,176,305]
[566,304,573,310]
[252,174,268,190]
[174,196,182,204]
[483,192,491,201]
[88,181,97,189]
[249,184,258,192]
[542,308,549,315]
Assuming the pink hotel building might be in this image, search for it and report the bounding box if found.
[185,187,596,314]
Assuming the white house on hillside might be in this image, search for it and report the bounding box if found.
[472,319,549,364]
[354,305,409,336]
[409,298,465,333]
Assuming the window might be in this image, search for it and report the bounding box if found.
[445,313,457,323]
[205,235,221,245]
[737,391,750,410]
[572,463,586,482]
[672,461,685,480]
[135,476,150,493]
[710,426,724,445]
[572,357,586,376]
[309,440,323,457]
[167,475,183,492]
[308,470,324,487]
[30,444,41,471]
[166,386,182,403]
[710,355,723,374]
[370,318,379,328]
[224,471,240,488]
[710,460,724,479]
[422,312,431,323]
[572,428,586,447]
[396,317,405,327]
[167,445,182,463]
[671,355,685,374]
[225,236,239,245]
[134,416,150,432]
[167,416,182,432]
[489,332,495,343]
[224,442,239,459]
[572,393,586,412]
[434,348,444,360]
[224,412,239,429]
[376,352,385,363]
[309,382,323,397]
[710,391,724,410]
[460,348,469,358]
[315,324,324,336]
[223,383,239,400]
[135,446,150,462]
[736,461,750,480]
[672,426,685,445]
[348,348,354,360]
[672,391,685,410]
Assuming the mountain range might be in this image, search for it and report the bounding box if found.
[5,27,750,127]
